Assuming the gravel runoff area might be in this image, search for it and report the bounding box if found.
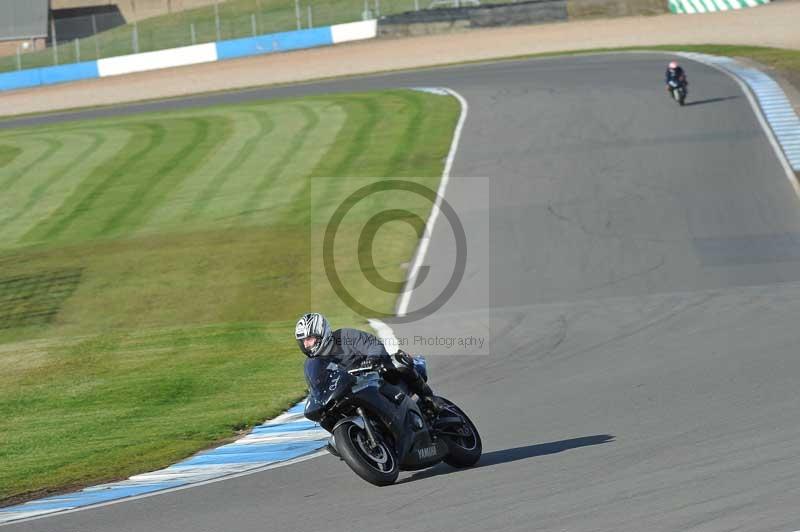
[1,1,799,117]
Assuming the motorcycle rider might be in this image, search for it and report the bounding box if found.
[665,60,688,94]
[294,312,439,421]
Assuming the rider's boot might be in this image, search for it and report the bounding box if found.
[394,358,440,418]
[418,383,440,417]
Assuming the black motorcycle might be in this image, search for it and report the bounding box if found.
[304,355,482,486]
[668,79,687,106]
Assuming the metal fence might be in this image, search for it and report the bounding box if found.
[1,0,456,73]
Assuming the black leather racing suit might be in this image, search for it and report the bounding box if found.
[665,66,687,87]
[315,327,433,403]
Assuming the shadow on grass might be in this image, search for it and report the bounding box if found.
[398,434,615,484]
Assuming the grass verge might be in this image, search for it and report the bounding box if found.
[0,88,460,504]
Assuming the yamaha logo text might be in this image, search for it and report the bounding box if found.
[417,446,437,459]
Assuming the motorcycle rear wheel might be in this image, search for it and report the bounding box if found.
[334,421,399,486]
[437,397,482,468]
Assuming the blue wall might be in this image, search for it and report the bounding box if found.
[0,69,41,92]
[41,61,100,85]
[216,27,333,60]
[1,25,335,93]
[0,61,99,92]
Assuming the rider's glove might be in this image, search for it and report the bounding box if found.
[373,357,394,374]
[359,357,395,374]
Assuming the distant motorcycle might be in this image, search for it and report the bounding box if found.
[668,79,687,106]
[304,356,482,486]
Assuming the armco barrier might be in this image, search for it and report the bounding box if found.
[668,0,769,14]
[0,69,43,92]
[331,20,378,43]
[40,61,101,85]
[97,43,218,77]
[216,27,333,61]
[0,20,377,94]
[0,61,100,92]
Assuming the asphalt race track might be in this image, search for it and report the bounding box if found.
[6,54,800,532]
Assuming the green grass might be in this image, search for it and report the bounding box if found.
[1,37,797,507]
[0,89,460,504]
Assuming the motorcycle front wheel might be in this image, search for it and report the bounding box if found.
[333,421,399,486]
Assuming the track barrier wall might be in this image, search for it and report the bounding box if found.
[0,60,99,91]
[215,27,333,61]
[0,20,376,93]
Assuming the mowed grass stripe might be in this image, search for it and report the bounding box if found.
[328,96,381,177]
[240,101,347,226]
[303,92,429,224]
[10,128,134,248]
[240,104,321,220]
[0,135,85,225]
[25,123,167,244]
[298,95,382,226]
[387,91,425,177]
[98,116,220,237]
[182,110,274,223]
[179,101,345,228]
[0,145,22,169]
[302,91,459,302]
[205,104,320,226]
[275,92,440,228]
[0,138,63,191]
[137,109,268,233]
[0,91,460,504]
[0,133,106,238]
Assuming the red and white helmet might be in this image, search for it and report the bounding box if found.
[669,61,679,70]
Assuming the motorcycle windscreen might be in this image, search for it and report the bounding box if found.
[304,357,352,406]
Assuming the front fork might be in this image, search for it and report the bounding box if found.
[357,407,380,448]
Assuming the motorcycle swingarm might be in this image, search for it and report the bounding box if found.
[433,415,463,429]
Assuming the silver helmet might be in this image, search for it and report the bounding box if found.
[295,312,333,357]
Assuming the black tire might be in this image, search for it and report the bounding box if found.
[333,421,399,486]
[437,397,482,468]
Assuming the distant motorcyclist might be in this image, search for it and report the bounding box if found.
[294,313,438,421]
[665,60,688,93]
